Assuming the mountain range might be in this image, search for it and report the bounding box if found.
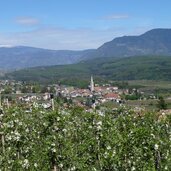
[86,28,171,59]
[0,46,94,69]
[1,28,171,69]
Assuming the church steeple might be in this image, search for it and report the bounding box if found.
[90,75,94,92]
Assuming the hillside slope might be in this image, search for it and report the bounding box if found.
[84,28,171,59]
[6,56,171,83]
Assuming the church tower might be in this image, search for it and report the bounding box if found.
[90,75,94,92]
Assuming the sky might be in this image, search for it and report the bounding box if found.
[0,0,171,50]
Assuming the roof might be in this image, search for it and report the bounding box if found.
[104,93,120,99]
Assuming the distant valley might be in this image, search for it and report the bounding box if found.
[3,28,171,84]
[1,28,171,69]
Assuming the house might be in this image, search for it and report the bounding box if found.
[104,93,120,101]
[43,93,51,100]
[16,90,22,94]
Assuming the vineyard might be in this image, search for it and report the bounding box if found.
[0,106,171,170]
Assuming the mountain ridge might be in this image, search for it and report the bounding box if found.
[84,28,171,59]
[0,46,95,69]
[1,28,171,69]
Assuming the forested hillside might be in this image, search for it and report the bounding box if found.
[6,56,171,85]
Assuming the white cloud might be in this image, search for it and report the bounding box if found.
[0,44,14,48]
[0,26,150,50]
[103,14,129,20]
[15,17,39,26]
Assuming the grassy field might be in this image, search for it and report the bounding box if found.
[128,80,171,89]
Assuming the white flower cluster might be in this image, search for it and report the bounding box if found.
[96,121,102,131]
[1,106,171,170]
[22,159,29,169]
[6,130,21,142]
[4,121,14,128]
[68,166,76,171]
[51,143,57,153]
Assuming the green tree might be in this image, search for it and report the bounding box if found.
[3,86,12,94]
[157,96,167,110]
[32,84,41,93]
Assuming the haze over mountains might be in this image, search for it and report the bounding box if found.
[1,28,171,69]
[0,46,94,69]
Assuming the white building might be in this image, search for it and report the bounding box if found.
[90,76,94,92]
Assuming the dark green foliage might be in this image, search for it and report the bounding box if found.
[2,86,12,94]
[111,81,129,89]
[6,56,171,86]
[125,94,140,100]
[157,96,167,110]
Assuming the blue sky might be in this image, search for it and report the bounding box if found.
[0,0,171,50]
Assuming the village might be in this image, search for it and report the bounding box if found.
[0,77,161,111]
[0,77,121,109]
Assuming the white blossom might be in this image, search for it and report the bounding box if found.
[34,163,38,168]
[165,166,168,170]
[52,148,56,153]
[22,159,29,169]
[63,128,67,133]
[131,166,136,171]
[151,133,155,138]
[107,146,111,150]
[154,144,159,150]
[97,121,102,125]
[59,163,63,168]
[70,166,76,171]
